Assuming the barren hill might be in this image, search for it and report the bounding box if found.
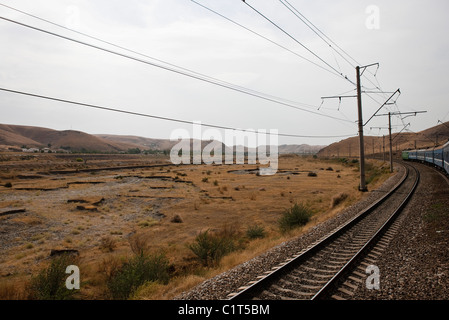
[278,144,324,154]
[1,123,325,155]
[317,121,449,158]
[0,124,140,152]
[95,134,176,151]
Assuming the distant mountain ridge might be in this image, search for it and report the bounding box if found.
[317,121,449,158]
[0,123,324,154]
[277,144,324,154]
[0,124,141,152]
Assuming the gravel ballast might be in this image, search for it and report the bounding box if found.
[175,164,408,300]
[353,162,449,300]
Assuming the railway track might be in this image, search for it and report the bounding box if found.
[228,162,420,300]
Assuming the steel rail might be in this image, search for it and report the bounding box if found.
[230,163,413,300]
[311,163,420,299]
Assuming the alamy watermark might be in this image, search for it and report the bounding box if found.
[65,265,80,290]
[366,264,380,290]
[169,122,279,175]
[365,5,380,30]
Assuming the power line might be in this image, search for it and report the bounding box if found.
[197,0,396,124]
[278,0,357,70]
[276,0,392,100]
[0,87,357,139]
[0,14,355,124]
[279,0,362,68]
[190,0,346,81]
[0,5,316,111]
[241,0,354,86]
[191,0,362,132]
[239,1,402,145]
[274,0,395,105]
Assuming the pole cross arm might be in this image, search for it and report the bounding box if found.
[363,89,401,126]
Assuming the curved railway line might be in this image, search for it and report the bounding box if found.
[227,162,420,300]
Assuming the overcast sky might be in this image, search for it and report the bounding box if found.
[1,0,448,147]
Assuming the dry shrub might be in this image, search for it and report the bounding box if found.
[246,224,266,239]
[279,203,312,233]
[330,192,349,208]
[189,223,241,267]
[100,236,117,252]
[28,254,79,300]
[0,281,27,300]
[129,234,149,255]
[215,222,241,240]
[170,214,183,223]
[106,252,170,300]
[188,230,235,267]
[99,255,123,281]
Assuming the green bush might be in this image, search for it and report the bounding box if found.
[28,254,78,300]
[279,203,312,233]
[188,230,235,267]
[365,163,389,185]
[246,225,266,239]
[107,252,170,300]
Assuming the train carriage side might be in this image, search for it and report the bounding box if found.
[425,148,435,165]
[416,149,426,162]
[443,142,449,174]
[434,146,444,168]
[408,150,417,160]
[405,142,449,174]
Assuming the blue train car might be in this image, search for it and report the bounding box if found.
[443,142,449,174]
[425,148,434,164]
[405,141,449,175]
[416,149,426,162]
[434,147,443,168]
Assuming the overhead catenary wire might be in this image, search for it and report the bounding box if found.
[0,87,356,139]
[278,0,357,70]
[199,1,406,148]
[190,0,347,82]
[278,0,362,68]
[275,0,396,104]
[251,2,399,128]
[193,0,395,128]
[241,0,355,86]
[0,15,355,124]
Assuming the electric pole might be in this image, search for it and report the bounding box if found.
[375,111,426,172]
[321,63,380,192]
[356,66,367,191]
[388,112,393,172]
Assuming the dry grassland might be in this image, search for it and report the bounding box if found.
[0,153,392,299]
